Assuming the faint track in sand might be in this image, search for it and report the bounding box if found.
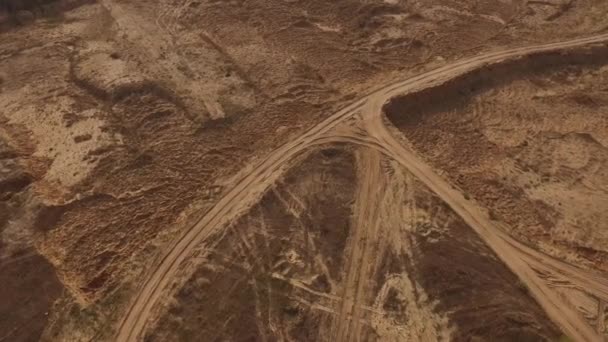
[333,148,383,342]
[116,33,608,341]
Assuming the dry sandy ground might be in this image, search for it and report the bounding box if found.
[145,146,561,342]
[385,49,608,274]
[1,0,608,341]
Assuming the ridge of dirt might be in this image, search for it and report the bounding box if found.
[68,52,191,116]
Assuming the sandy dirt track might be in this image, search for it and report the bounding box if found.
[362,116,608,342]
[116,33,608,342]
[332,147,383,342]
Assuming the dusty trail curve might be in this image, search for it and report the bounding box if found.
[116,33,608,342]
[364,115,608,342]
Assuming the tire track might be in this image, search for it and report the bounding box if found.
[333,148,383,342]
[365,114,607,342]
[116,33,608,341]
[115,100,367,342]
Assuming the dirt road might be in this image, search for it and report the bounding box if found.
[363,115,608,342]
[116,33,608,342]
[332,148,383,342]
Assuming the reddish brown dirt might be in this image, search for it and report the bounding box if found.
[145,147,562,341]
[385,47,608,274]
[145,147,357,341]
[1,0,607,339]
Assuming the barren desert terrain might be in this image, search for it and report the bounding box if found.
[1,0,608,341]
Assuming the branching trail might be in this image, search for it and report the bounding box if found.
[115,33,608,341]
[363,115,608,342]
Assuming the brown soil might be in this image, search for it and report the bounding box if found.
[410,189,561,341]
[145,147,357,341]
[0,130,64,342]
[1,0,607,340]
[0,251,64,342]
[145,146,561,341]
[385,46,608,274]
